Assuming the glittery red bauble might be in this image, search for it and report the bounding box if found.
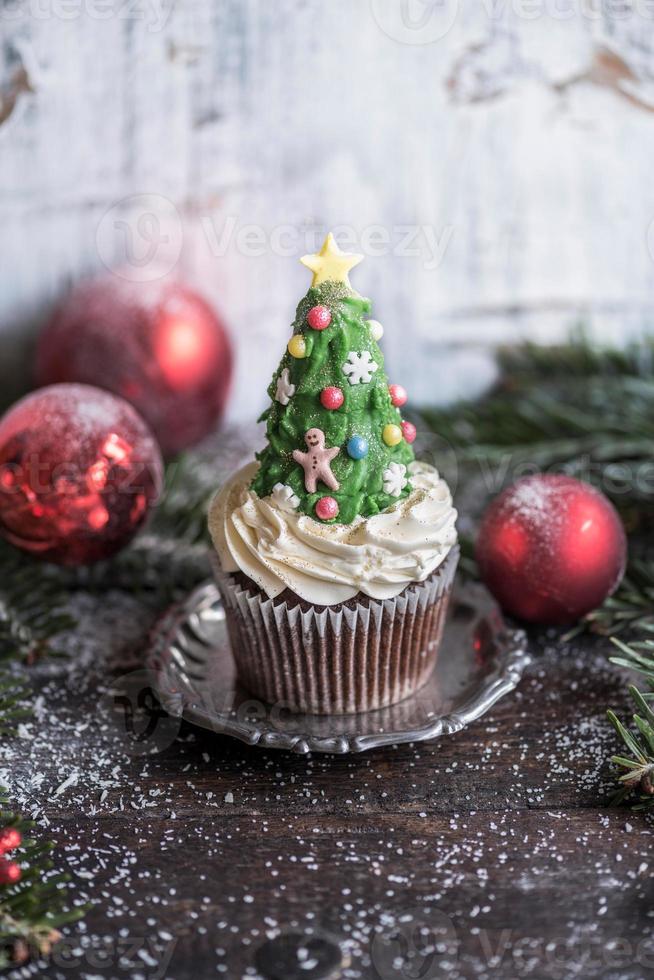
[316,497,339,521]
[0,860,21,885]
[307,305,331,330]
[388,384,407,407]
[476,474,627,625]
[320,386,344,410]
[0,384,163,566]
[401,420,417,444]
[36,277,232,457]
[0,828,21,855]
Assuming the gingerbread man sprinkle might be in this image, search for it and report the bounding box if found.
[292,428,340,493]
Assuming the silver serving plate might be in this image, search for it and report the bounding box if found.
[146,582,531,755]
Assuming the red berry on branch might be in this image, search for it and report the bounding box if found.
[476,474,627,625]
[401,420,417,444]
[0,859,21,885]
[320,387,344,411]
[388,384,407,407]
[315,497,339,521]
[0,828,22,855]
[307,305,331,330]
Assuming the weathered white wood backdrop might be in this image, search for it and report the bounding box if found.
[2,1,654,420]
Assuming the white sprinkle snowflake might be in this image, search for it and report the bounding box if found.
[275,368,295,406]
[383,462,408,498]
[342,350,378,386]
[271,483,300,513]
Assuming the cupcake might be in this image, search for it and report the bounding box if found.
[209,233,458,714]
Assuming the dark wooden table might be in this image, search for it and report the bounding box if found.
[2,438,651,980]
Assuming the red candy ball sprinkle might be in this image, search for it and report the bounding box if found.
[476,474,627,625]
[316,497,339,521]
[320,387,344,411]
[0,828,21,855]
[0,860,21,885]
[389,384,408,407]
[307,305,332,330]
[401,420,417,443]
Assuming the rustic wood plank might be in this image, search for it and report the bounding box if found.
[23,808,654,979]
[2,578,650,979]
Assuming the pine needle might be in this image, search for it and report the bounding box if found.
[0,671,30,738]
[0,786,86,968]
[0,542,76,664]
[606,638,654,809]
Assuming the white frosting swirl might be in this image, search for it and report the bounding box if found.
[209,461,457,605]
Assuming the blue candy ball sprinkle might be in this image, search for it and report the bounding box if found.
[347,435,369,459]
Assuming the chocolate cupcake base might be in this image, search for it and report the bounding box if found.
[213,546,459,715]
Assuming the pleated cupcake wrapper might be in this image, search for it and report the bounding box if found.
[214,546,459,715]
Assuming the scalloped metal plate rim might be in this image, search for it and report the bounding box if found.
[146,581,531,755]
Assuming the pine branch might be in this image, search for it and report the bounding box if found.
[606,637,654,811]
[498,329,654,382]
[583,559,654,636]
[0,542,77,665]
[420,337,654,512]
[149,453,217,545]
[0,671,30,739]
[62,534,211,609]
[0,786,85,968]
[422,380,653,500]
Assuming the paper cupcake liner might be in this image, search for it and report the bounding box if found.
[213,546,459,715]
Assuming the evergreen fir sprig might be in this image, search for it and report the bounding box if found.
[149,453,217,545]
[606,636,654,810]
[0,541,76,664]
[583,559,654,636]
[0,671,30,738]
[64,534,211,608]
[420,329,654,517]
[421,375,654,509]
[0,787,85,968]
[498,330,654,382]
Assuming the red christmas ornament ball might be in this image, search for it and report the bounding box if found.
[388,384,408,407]
[307,305,331,330]
[401,420,417,444]
[476,474,627,625]
[0,859,21,885]
[36,276,232,457]
[315,497,339,521]
[320,386,344,411]
[0,828,21,855]
[0,384,163,566]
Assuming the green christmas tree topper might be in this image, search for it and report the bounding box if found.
[252,233,416,525]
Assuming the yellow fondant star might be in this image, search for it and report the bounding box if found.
[300,232,363,288]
